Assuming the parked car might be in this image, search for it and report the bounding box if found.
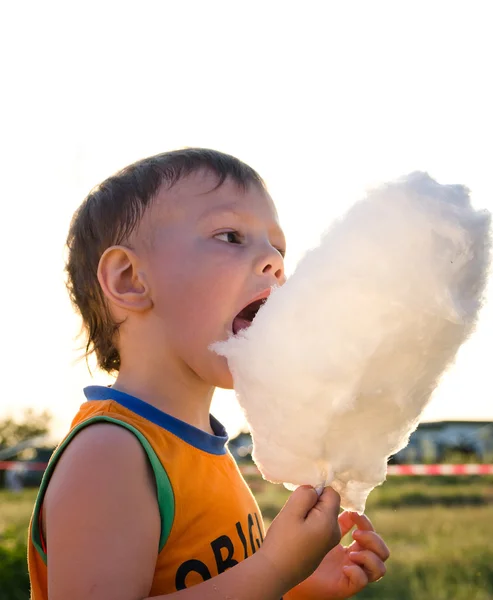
[228,432,253,462]
[390,421,493,464]
[0,437,55,489]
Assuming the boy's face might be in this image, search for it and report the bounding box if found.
[135,170,286,389]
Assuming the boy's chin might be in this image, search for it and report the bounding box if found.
[212,372,234,391]
[197,353,234,390]
[209,362,234,390]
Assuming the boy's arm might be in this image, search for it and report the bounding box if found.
[44,424,161,600]
[145,551,285,599]
[44,424,341,600]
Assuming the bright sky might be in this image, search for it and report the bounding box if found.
[1,1,492,441]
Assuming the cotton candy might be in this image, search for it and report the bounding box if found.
[213,172,491,513]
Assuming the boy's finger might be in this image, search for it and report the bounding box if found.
[317,486,341,514]
[284,485,319,519]
[349,512,375,532]
[338,511,357,537]
[349,550,387,582]
[342,564,368,590]
[352,530,390,561]
[306,487,341,547]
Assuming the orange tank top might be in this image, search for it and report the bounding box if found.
[28,386,265,598]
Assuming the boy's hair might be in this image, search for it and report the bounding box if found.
[66,148,265,374]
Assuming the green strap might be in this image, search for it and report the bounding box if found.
[31,416,175,564]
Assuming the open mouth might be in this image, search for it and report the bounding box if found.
[232,298,268,335]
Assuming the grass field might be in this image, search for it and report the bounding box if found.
[1,476,493,599]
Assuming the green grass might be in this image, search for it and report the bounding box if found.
[0,489,37,600]
[2,478,493,599]
[0,489,38,543]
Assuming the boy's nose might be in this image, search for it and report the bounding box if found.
[255,246,285,282]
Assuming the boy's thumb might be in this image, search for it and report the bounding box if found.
[284,485,319,519]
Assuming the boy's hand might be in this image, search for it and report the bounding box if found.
[286,512,390,599]
[259,486,342,590]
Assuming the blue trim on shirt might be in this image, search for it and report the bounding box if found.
[84,385,229,455]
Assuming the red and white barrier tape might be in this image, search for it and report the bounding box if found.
[240,464,493,477]
[387,463,493,476]
[0,461,48,471]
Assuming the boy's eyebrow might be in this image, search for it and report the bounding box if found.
[200,207,286,242]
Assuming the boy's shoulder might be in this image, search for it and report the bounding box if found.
[34,421,162,599]
[46,421,157,500]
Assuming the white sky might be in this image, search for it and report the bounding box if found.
[1,1,492,440]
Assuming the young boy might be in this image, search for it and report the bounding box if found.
[28,149,389,599]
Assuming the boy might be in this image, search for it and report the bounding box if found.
[28,149,389,599]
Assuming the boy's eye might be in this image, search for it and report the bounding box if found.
[214,231,243,245]
[214,231,285,257]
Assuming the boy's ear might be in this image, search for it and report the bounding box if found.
[97,246,153,313]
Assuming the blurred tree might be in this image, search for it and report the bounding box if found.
[0,409,51,449]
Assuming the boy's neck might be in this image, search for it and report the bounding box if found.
[112,365,216,435]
